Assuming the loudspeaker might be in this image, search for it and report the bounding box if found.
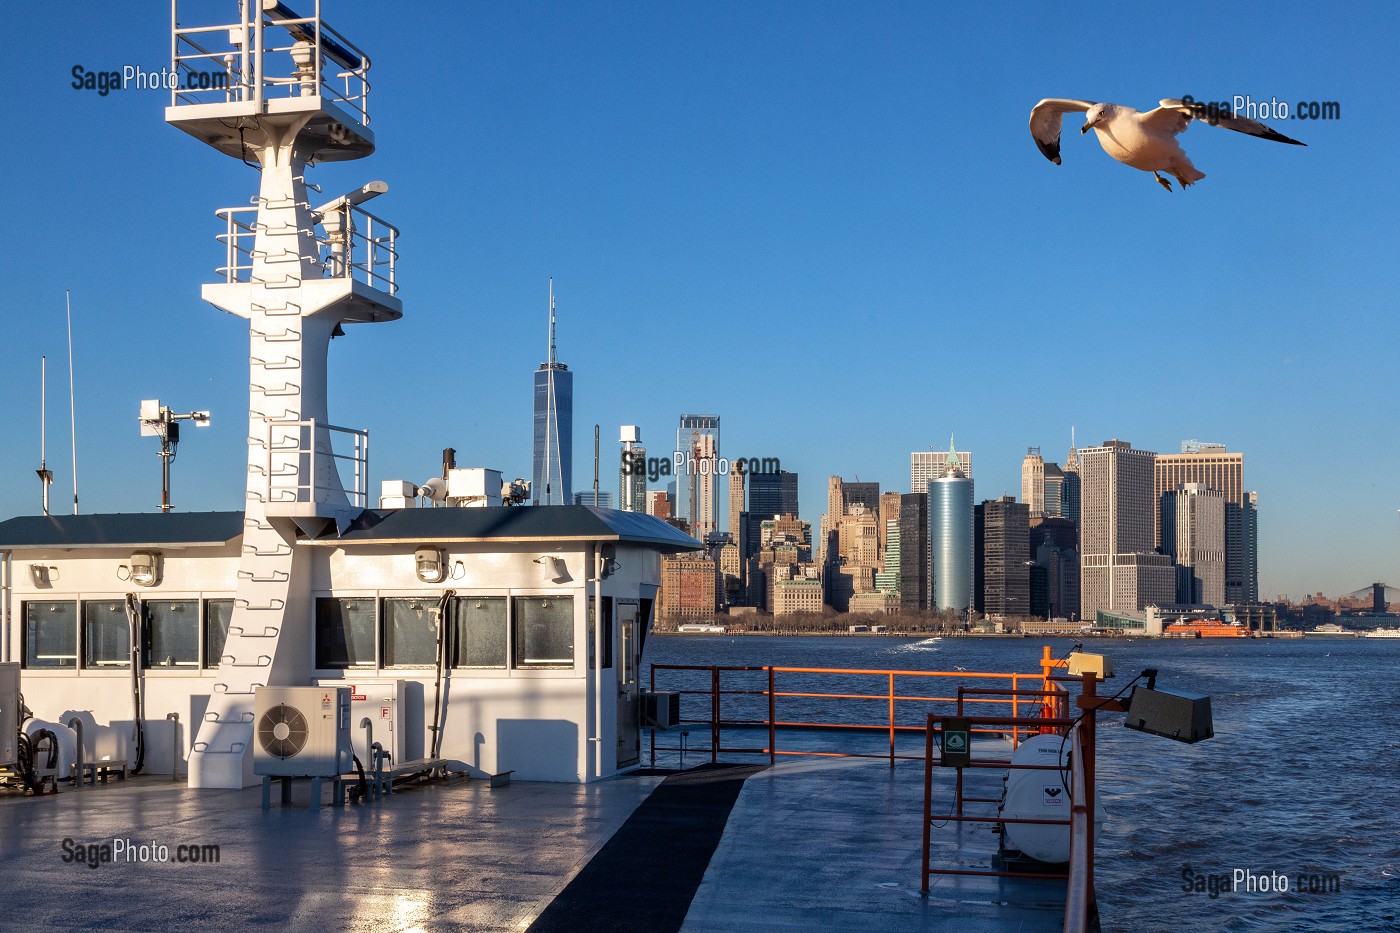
[1124,686,1213,743]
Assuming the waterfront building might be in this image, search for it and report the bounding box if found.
[1153,441,1255,602]
[773,568,824,618]
[899,493,929,611]
[1161,483,1226,606]
[572,491,614,508]
[975,496,1030,616]
[1079,440,1174,618]
[1029,517,1080,620]
[927,446,974,616]
[659,554,718,621]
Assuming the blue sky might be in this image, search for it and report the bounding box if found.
[1,2,1395,600]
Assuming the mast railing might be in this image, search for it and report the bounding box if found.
[213,204,397,295]
[265,419,367,509]
[171,0,371,124]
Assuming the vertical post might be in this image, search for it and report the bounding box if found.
[710,666,719,765]
[252,0,263,111]
[1011,673,1019,749]
[921,713,934,894]
[953,685,963,816]
[888,672,896,769]
[767,666,776,766]
[167,713,180,781]
[1081,670,1097,910]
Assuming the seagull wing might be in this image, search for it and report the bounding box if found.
[1029,98,1096,164]
[1145,99,1306,146]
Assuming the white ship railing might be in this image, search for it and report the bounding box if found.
[170,0,372,126]
[265,419,367,509]
[215,204,398,295]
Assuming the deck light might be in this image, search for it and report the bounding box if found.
[128,552,161,587]
[414,546,445,583]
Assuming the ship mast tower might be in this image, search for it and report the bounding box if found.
[166,0,402,788]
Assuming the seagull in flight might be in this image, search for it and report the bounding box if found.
[1029,98,1306,191]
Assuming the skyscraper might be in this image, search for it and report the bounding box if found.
[1079,440,1174,619]
[911,445,973,494]
[821,476,878,560]
[676,414,720,539]
[1161,483,1226,605]
[975,496,1030,616]
[878,491,902,562]
[532,281,572,505]
[745,470,798,559]
[1042,463,1065,518]
[899,493,929,611]
[1021,449,1045,518]
[1062,431,1081,524]
[927,444,974,616]
[728,463,746,542]
[1153,442,1252,603]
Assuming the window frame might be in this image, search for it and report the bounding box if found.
[314,596,379,670]
[83,599,132,669]
[380,596,440,668]
[143,598,201,669]
[311,589,582,676]
[22,599,79,670]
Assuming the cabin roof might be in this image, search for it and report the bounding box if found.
[312,505,702,550]
[0,507,701,552]
[0,512,245,549]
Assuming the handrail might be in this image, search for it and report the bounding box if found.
[264,418,368,509]
[1064,722,1093,933]
[649,663,1045,769]
[170,0,371,121]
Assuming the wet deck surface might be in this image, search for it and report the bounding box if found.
[0,752,1066,932]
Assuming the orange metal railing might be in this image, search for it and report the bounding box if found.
[919,648,1102,933]
[647,661,1051,768]
[647,647,1102,932]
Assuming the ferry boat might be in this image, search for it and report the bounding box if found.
[0,0,698,790]
[1161,621,1250,638]
[0,8,1210,932]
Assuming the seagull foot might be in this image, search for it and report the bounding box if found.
[1153,172,1174,192]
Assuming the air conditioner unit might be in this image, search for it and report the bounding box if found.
[641,691,680,729]
[314,679,417,767]
[253,686,352,778]
[0,663,19,769]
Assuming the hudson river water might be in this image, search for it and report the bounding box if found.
[646,634,1399,933]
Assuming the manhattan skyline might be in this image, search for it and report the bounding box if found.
[0,2,1395,601]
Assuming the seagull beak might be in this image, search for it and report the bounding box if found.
[1080,121,1093,135]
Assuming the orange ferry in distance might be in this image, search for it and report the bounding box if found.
[1162,621,1251,638]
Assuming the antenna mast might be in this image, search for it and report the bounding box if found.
[66,291,79,515]
[542,278,562,505]
[37,357,53,515]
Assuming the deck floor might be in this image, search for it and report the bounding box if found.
[0,750,1066,932]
